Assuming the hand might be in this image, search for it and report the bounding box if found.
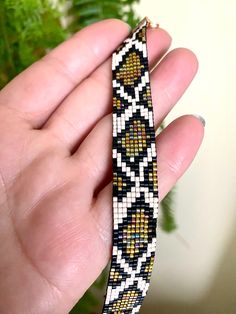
[0,19,204,313]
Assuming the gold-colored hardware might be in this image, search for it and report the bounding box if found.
[131,17,159,34]
[145,16,159,29]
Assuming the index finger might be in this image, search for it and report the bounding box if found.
[0,19,130,128]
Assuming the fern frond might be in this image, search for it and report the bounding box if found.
[69,0,140,32]
[160,188,177,232]
[0,0,67,88]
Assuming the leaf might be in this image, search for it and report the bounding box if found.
[70,290,99,314]
[160,188,177,232]
[0,0,68,88]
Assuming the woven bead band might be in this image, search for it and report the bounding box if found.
[102,17,159,314]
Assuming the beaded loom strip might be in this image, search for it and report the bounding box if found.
[102,17,159,314]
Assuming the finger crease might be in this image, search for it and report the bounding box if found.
[40,55,78,87]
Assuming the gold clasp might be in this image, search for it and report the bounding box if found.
[132,17,159,34]
[145,16,159,29]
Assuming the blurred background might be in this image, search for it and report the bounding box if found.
[137,1,236,313]
[0,0,235,313]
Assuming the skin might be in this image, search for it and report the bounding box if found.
[0,19,204,314]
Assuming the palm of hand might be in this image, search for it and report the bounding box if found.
[0,19,204,314]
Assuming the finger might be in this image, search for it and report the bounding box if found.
[72,48,198,191]
[92,115,204,244]
[44,28,172,151]
[150,48,198,126]
[0,19,130,128]
[73,110,204,199]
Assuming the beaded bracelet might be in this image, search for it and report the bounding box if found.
[102,17,159,314]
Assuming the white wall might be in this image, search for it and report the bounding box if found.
[135,0,236,310]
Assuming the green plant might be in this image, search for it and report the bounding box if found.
[69,0,140,32]
[0,0,67,87]
[0,1,176,313]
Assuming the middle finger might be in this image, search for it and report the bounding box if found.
[44,27,172,151]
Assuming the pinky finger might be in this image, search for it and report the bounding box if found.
[92,114,205,244]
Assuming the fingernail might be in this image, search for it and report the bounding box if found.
[192,114,206,127]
